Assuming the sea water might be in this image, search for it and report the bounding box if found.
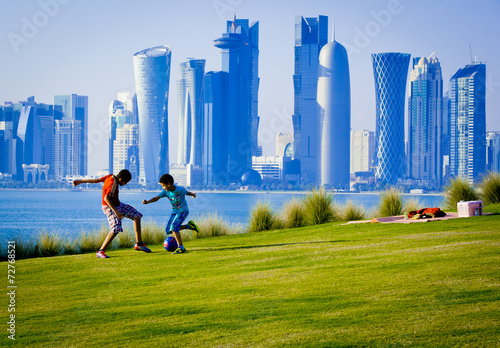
[0,189,444,244]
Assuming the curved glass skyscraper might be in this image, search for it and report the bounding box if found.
[372,52,410,184]
[318,37,350,188]
[133,46,171,185]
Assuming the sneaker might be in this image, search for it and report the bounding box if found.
[188,220,200,233]
[172,247,187,254]
[96,250,109,258]
[134,243,152,253]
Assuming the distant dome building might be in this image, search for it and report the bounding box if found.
[241,169,262,186]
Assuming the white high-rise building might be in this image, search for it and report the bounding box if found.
[177,59,206,168]
[350,130,375,174]
[450,63,486,184]
[113,124,140,183]
[109,92,138,178]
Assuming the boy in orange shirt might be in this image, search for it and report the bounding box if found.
[73,169,151,258]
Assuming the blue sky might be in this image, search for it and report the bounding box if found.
[1,0,499,175]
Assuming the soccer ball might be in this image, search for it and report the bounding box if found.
[163,236,178,252]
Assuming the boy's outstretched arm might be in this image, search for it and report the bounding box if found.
[143,196,160,205]
[187,191,196,198]
[73,178,100,186]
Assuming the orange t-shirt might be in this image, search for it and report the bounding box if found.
[99,174,120,207]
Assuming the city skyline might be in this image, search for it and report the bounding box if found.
[1,0,500,175]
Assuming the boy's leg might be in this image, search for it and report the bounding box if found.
[169,211,189,253]
[99,232,117,251]
[100,205,124,257]
[116,203,151,253]
[134,217,142,244]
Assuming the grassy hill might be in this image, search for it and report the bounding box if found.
[4,206,500,347]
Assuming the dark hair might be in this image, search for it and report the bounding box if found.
[159,173,174,185]
[116,169,132,182]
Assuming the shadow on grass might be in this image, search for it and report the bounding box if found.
[196,240,350,252]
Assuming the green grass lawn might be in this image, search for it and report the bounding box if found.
[4,206,500,347]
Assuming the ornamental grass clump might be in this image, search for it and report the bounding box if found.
[197,213,239,237]
[403,197,421,214]
[444,177,479,210]
[37,231,61,257]
[281,198,307,229]
[248,202,280,232]
[342,200,367,222]
[141,220,165,245]
[76,226,107,254]
[377,188,404,217]
[479,172,500,205]
[304,189,338,225]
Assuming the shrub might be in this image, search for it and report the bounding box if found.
[377,188,404,217]
[248,202,280,232]
[304,189,338,225]
[281,198,307,228]
[37,232,61,257]
[479,172,500,204]
[342,200,367,222]
[443,177,479,210]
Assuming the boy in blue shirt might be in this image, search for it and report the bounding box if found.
[142,173,198,254]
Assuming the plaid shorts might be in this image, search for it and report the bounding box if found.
[102,203,143,234]
[166,211,189,234]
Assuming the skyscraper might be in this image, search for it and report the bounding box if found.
[487,132,500,172]
[372,52,410,184]
[109,92,138,174]
[54,118,82,179]
[114,124,140,183]
[407,56,443,188]
[292,15,328,185]
[214,16,259,182]
[54,94,88,176]
[350,130,375,174]
[318,33,350,188]
[449,63,486,183]
[177,59,206,168]
[109,92,139,181]
[133,46,171,185]
[486,132,500,172]
[204,71,229,185]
